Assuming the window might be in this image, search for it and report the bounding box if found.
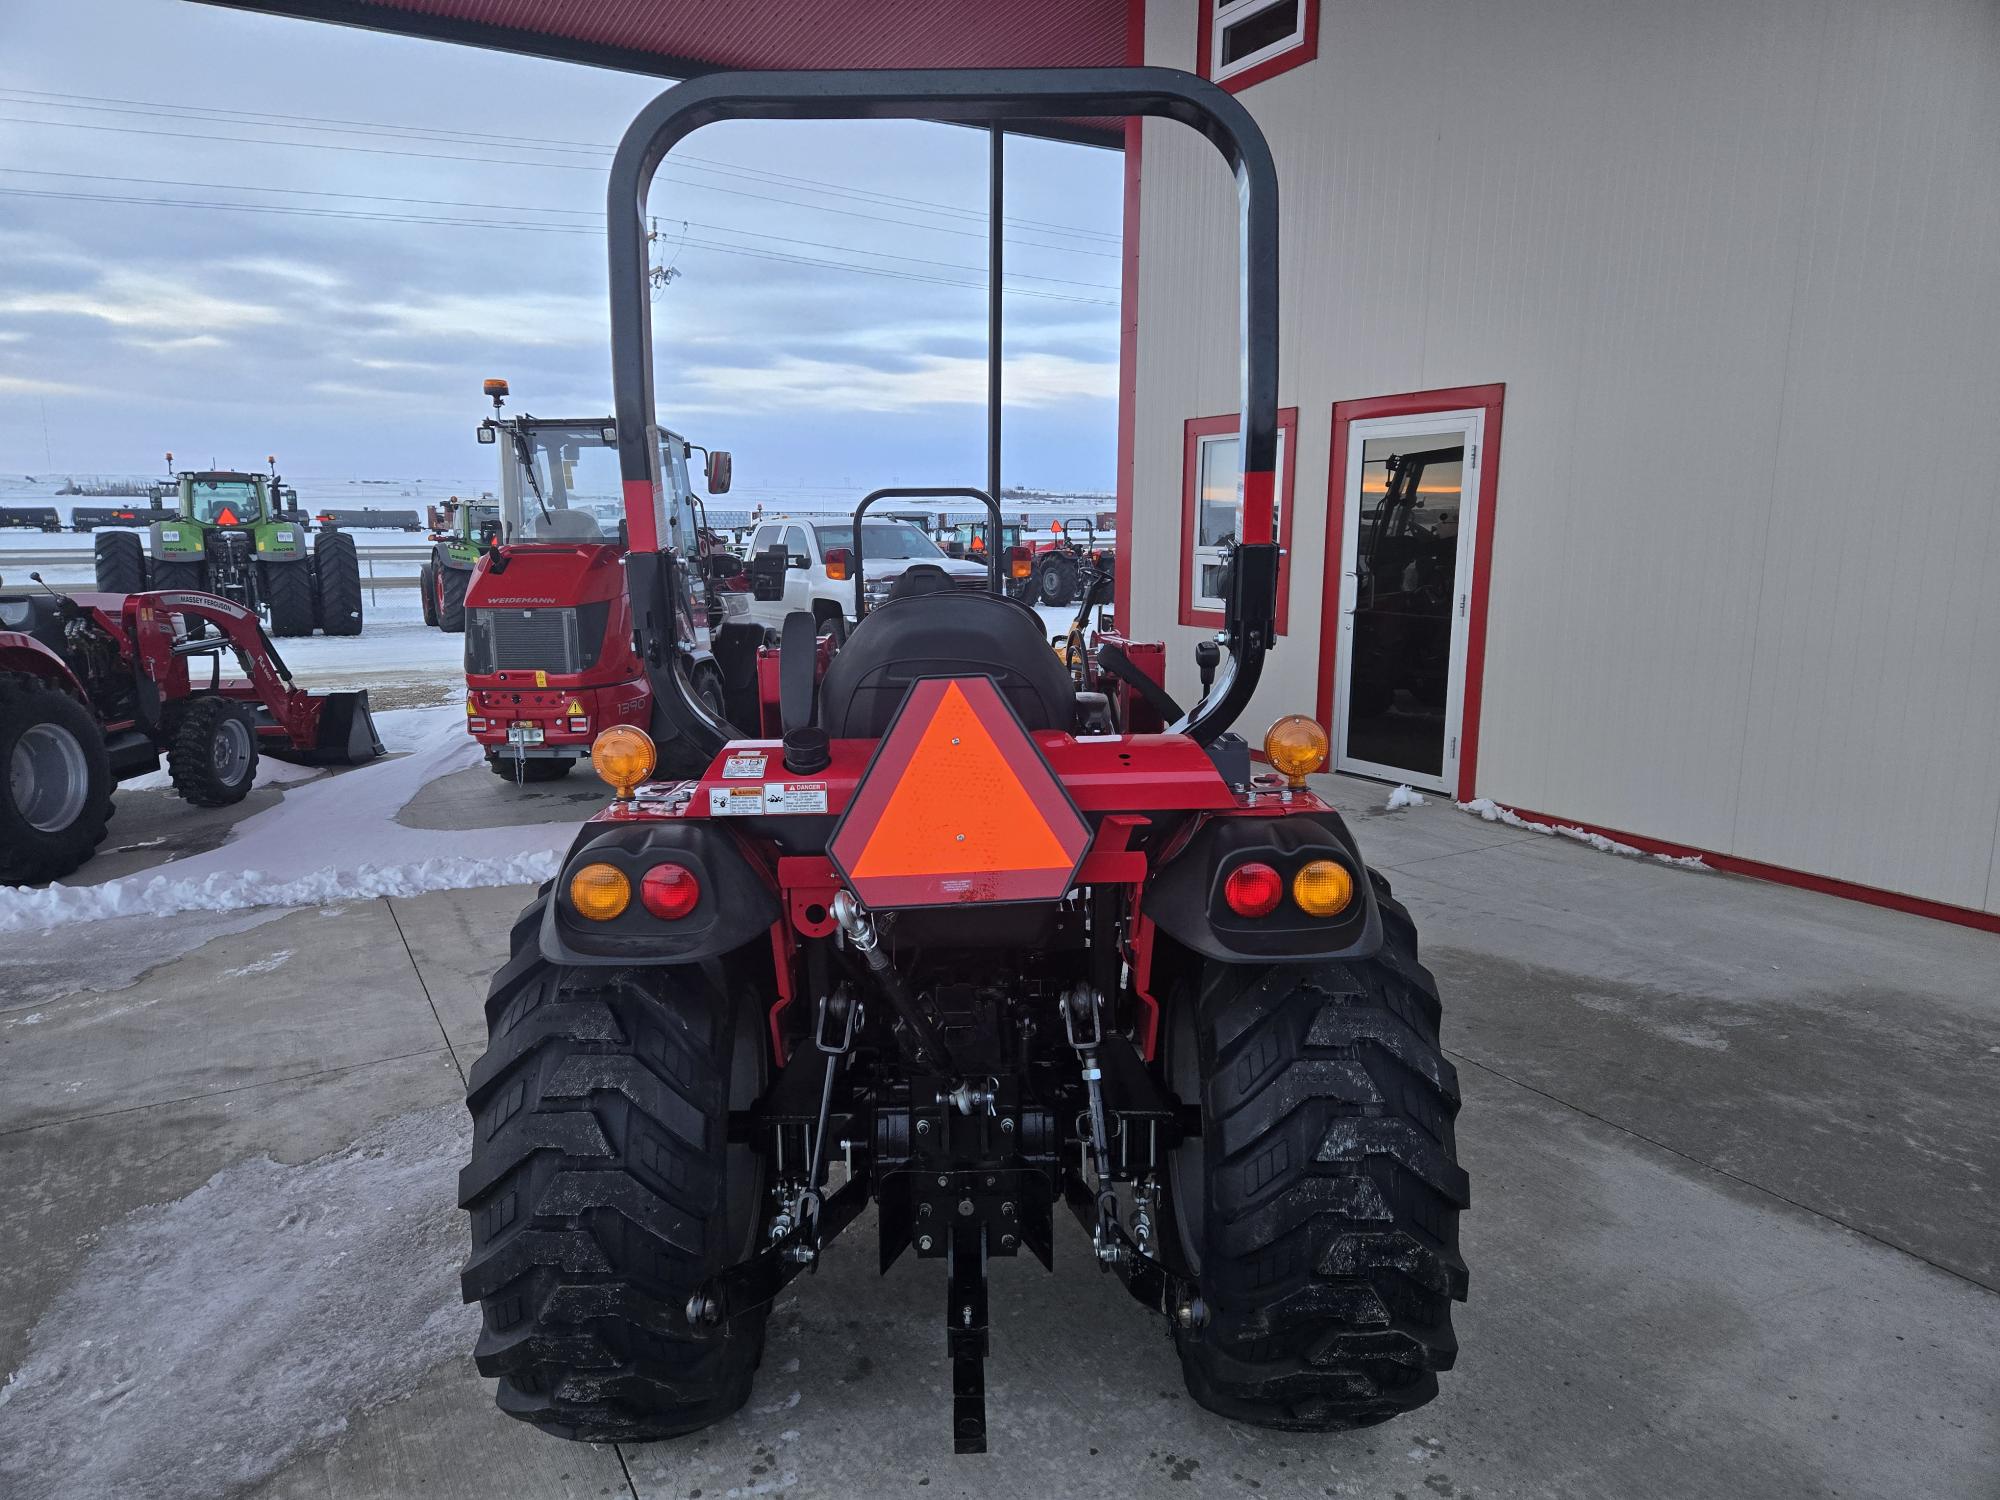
[1200,0,1318,91]
[783,525,809,565]
[1179,408,1299,631]
[750,523,780,558]
[813,522,943,560]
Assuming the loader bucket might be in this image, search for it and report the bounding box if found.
[268,689,386,766]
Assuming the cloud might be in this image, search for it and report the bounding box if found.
[0,270,280,333]
[123,334,228,353]
[678,351,1116,414]
[0,375,93,397]
[364,291,606,348]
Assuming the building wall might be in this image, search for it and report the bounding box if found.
[1129,0,2000,914]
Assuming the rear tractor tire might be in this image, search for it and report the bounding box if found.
[0,675,114,885]
[148,559,209,594]
[437,563,468,634]
[313,531,365,636]
[1161,877,1469,1431]
[261,559,316,637]
[167,695,260,807]
[419,562,439,627]
[92,531,146,594]
[458,925,771,1440]
[1035,552,1079,606]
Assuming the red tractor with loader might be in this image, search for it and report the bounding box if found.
[457,381,757,782]
[0,574,381,885]
[457,68,1465,1456]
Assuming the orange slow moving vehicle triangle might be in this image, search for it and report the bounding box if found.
[216,506,239,525]
[831,677,1089,907]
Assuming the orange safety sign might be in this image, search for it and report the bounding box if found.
[828,676,1089,907]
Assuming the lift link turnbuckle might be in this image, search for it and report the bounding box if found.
[794,985,862,1253]
[830,889,951,1068]
[1061,983,1120,1265]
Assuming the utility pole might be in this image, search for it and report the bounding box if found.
[987,125,1003,506]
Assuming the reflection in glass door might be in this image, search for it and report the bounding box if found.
[1333,412,1482,791]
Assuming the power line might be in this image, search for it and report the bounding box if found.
[0,168,1118,293]
[0,113,1117,258]
[0,186,1118,306]
[0,88,1122,246]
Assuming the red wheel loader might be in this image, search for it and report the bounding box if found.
[0,574,382,885]
[457,68,1466,1455]
[458,382,757,783]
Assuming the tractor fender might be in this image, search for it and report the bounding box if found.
[0,632,87,698]
[1142,809,1383,964]
[540,820,779,966]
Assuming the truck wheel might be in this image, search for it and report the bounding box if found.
[459,923,771,1440]
[93,531,146,593]
[487,755,573,782]
[1036,553,1079,605]
[167,695,260,807]
[0,676,114,885]
[313,531,365,636]
[261,560,316,637]
[420,562,439,627]
[1160,877,1469,1430]
[437,564,468,634]
[810,600,846,645]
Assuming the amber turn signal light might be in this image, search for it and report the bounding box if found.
[590,725,656,799]
[1007,544,1033,581]
[1292,859,1354,918]
[569,861,631,921]
[1264,714,1329,788]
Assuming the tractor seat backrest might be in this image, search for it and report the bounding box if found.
[816,588,1073,738]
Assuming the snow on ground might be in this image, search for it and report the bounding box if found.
[0,705,570,933]
[1458,797,1709,869]
[1386,785,1428,810]
[0,1106,476,1500]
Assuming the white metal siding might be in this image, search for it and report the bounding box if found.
[1131,0,2000,912]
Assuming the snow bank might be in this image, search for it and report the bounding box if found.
[1457,798,1708,869]
[1386,785,1427,810]
[0,704,572,932]
[0,1107,476,1500]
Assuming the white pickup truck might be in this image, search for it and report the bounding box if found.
[741,516,990,636]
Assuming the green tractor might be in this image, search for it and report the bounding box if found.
[417,493,500,632]
[91,455,364,637]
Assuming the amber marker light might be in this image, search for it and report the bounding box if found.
[1263,714,1329,788]
[1292,859,1355,918]
[590,725,656,800]
[569,862,631,921]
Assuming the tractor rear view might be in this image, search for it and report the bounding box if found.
[91,457,365,637]
[456,68,1466,1455]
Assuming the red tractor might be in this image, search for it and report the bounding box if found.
[458,382,756,782]
[0,575,381,884]
[457,69,1465,1455]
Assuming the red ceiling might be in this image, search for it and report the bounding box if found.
[195,0,1132,140]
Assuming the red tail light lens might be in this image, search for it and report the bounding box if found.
[1222,861,1283,918]
[640,862,701,920]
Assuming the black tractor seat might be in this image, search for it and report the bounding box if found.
[813,574,1072,738]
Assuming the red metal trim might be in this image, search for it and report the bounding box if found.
[767,921,798,1064]
[1496,803,2000,937]
[1178,408,1299,633]
[1315,384,1505,802]
[1196,0,1320,94]
[1128,909,1162,1060]
[1111,0,1145,632]
[622,478,658,552]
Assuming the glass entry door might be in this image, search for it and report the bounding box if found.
[1332,410,1483,792]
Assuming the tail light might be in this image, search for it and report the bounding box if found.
[1007,545,1033,581]
[1292,860,1354,917]
[640,862,701,920]
[824,546,852,582]
[569,862,631,921]
[1222,862,1283,917]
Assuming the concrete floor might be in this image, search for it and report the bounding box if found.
[1,772,1996,1499]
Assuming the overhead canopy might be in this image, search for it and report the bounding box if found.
[190,0,1131,145]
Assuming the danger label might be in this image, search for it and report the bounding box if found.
[762,782,829,815]
[722,752,768,780]
[707,786,764,817]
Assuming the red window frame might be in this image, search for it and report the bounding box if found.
[1197,0,1320,93]
[1178,407,1299,634]
[1314,383,1505,803]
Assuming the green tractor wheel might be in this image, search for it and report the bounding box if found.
[93,532,147,593]
[313,531,365,636]
[149,559,209,594]
[419,561,439,627]
[436,564,468,633]
[262,560,316,637]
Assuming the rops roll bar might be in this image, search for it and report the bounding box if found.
[607,68,1281,759]
[847,487,1004,620]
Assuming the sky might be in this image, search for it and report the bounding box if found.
[0,0,1123,498]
